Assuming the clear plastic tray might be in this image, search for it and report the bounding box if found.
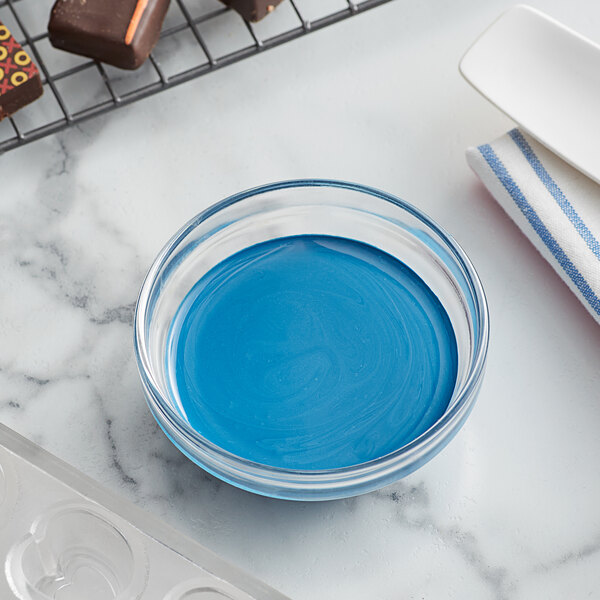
[0,424,290,600]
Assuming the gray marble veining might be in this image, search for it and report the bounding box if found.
[1,0,600,598]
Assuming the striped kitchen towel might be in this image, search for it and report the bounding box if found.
[467,128,600,325]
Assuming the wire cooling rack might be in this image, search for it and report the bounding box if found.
[0,0,393,152]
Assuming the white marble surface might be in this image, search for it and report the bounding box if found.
[1,0,600,598]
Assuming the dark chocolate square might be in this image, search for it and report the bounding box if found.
[0,21,43,120]
[220,0,285,22]
[48,0,171,70]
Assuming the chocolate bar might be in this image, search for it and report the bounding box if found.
[48,0,171,70]
[0,21,43,121]
[220,0,284,22]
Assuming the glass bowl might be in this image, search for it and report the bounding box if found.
[134,180,489,501]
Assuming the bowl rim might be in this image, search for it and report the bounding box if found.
[134,179,489,494]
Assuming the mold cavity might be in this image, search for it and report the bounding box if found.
[176,592,233,600]
[164,580,239,600]
[6,504,147,600]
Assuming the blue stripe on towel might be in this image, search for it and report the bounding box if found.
[478,143,600,317]
[509,128,600,262]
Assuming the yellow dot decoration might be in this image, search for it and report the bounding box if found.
[11,71,27,86]
[0,46,7,61]
[0,67,4,81]
[14,50,31,66]
[0,26,10,41]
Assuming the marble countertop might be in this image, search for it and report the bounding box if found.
[2,0,600,598]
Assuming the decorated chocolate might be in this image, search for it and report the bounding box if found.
[220,0,284,22]
[0,21,43,121]
[48,0,171,70]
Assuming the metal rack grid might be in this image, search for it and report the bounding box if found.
[0,0,394,153]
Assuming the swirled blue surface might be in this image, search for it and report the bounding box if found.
[166,235,457,470]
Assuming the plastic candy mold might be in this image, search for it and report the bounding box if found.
[6,504,148,600]
[0,424,289,600]
[0,447,19,530]
[164,578,246,600]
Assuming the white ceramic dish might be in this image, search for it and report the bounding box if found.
[460,4,600,184]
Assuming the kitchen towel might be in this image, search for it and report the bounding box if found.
[467,128,600,325]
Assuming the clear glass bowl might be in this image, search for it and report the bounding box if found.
[134,180,489,501]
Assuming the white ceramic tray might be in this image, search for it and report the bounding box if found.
[460,4,600,184]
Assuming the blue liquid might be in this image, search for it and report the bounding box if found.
[166,235,457,470]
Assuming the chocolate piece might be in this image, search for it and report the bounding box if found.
[0,21,43,121]
[48,0,171,70]
[220,0,284,22]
